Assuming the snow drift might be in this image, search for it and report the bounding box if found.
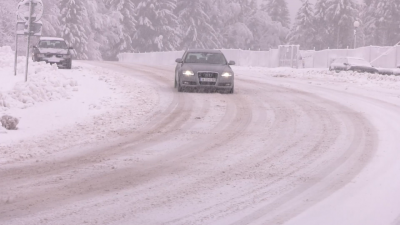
[0,46,78,112]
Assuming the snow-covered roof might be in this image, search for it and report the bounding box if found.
[186,49,222,53]
[39,37,65,41]
[335,56,366,60]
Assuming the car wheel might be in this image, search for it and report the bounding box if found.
[177,78,183,92]
[229,86,234,94]
[174,75,177,88]
[66,61,72,69]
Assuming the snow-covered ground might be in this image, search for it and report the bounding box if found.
[1,47,400,225]
[0,46,158,163]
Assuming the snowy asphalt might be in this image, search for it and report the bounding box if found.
[1,62,400,225]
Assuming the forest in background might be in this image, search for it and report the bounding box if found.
[0,0,399,60]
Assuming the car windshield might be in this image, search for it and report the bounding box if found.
[348,58,371,67]
[38,40,68,49]
[184,52,227,64]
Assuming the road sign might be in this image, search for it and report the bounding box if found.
[17,0,43,23]
[16,20,42,36]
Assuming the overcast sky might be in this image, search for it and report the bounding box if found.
[287,0,304,22]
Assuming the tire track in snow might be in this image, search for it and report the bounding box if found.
[0,63,248,222]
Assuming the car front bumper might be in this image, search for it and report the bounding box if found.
[35,55,71,68]
[179,75,234,89]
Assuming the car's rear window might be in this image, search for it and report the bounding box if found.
[38,40,68,49]
[184,52,227,64]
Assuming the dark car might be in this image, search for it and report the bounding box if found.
[174,49,235,93]
[32,37,73,69]
[329,57,379,74]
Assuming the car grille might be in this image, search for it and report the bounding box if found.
[44,53,63,58]
[198,72,218,85]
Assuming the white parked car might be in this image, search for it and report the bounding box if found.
[32,37,74,69]
[329,57,379,74]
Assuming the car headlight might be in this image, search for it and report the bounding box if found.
[183,70,194,76]
[63,55,71,59]
[222,72,232,77]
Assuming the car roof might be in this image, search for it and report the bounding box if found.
[39,37,65,41]
[336,57,365,60]
[186,49,223,54]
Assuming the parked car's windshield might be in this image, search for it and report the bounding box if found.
[348,58,371,67]
[184,53,227,64]
[38,40,68,49]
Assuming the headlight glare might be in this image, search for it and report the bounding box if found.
[183,70,194,76]
[222,72,232,77]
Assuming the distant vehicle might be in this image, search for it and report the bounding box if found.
[174,49,235,93]
[32,37,73,69]
[329,57,379,74]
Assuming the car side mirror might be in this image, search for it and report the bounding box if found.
[175,58,183,63]
[228,60,235,65]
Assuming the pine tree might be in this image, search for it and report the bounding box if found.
[313,0,330,50]
[134,0,180,52]
[176,0,220,49]
[287,0,316,50]
[105,0,137,59]
[41,0,61,37]
[261,0,291,29]
[0,4,15,47]
[59,0,91,59]
[325,0,360,49]
[374,0,400,45]
[245,10,286,50]
[205,0,244,49]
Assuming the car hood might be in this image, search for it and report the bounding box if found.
[38,48,69,54]
[181,63,233,73]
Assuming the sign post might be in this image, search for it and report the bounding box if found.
[14,15,19,76]
[24,0,33,82]
[14,0,44,81]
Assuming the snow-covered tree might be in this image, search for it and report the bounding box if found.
[325,0,360,48]
[287,0,316,49]
[176,0,220,49]
[104,0,137,59]
[365,0,400,46]
[245,10,287,50]
[59,0,91,59]
[223,22,254,49]
[313,0,330,50]
[134,0,180,52]
[0,5,15,47]
[261,0,291,29]
[41,0,61,37]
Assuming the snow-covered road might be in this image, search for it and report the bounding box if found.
[1,61,400,225]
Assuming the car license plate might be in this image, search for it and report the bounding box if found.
[200,78,216,82]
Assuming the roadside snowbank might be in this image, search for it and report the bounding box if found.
[235,67,400,90]
[0,47,158,163]
[0,46,78,111]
